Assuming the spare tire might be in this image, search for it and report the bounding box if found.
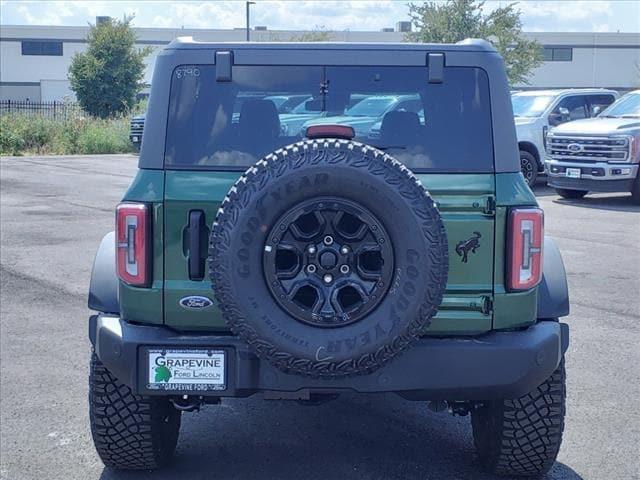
[209,139,448,378]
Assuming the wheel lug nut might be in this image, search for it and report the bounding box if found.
[323,235,334,245]
[323,274,333,283]
[308,246,316,254]
[340,246,349,255]
[340,265,350,274]
[307,264,317,273]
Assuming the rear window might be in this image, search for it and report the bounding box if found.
[165,65,494,172]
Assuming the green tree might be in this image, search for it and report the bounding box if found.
[270,26,334,42]
[69,17,151,118]
[406,0,542,85]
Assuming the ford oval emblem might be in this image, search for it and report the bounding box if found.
[179,296,213,310]
[567,143,583,153]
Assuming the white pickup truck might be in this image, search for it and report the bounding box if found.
[546,90,640,203]
[512,89,618,186]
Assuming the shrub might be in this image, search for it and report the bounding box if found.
[0,113,134,156]
[77,117,131,154]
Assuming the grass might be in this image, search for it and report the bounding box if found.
[0,113,134,156]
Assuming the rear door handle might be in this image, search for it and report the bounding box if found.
[188,210,206,280]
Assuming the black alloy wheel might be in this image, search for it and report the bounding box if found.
[520,150,538,187]
[264,197,394,328]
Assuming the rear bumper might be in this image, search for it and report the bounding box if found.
[89,315,568,401]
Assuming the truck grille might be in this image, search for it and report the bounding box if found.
[548,136,629,163]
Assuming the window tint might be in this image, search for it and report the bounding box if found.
[588,94,616,117]
[554,96,588,121]
[164,65,494,172]
[21,40,63,56]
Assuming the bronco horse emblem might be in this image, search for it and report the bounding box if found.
[455,231,482,263]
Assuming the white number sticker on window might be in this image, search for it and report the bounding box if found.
[175,67,200,79]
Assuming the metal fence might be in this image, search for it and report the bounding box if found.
[0,100,82,119]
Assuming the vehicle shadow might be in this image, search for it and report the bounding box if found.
[553,194,639,213]
[532,183,559,198]
[534,184,639,212]
[98,393,583,480]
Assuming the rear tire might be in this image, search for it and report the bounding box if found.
[89,353,181,470]
[555,188,588,199]
[519,151,538,187]
[471,359,566,477]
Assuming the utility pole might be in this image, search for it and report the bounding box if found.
[246,1,255,41]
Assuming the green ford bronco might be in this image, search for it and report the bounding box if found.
[88,39,570,476]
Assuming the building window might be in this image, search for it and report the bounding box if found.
[542,47,573,62]
[21,40,63,56]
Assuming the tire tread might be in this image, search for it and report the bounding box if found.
[89,353,181,470]
[472,360,566,477]
[209,139,448,378]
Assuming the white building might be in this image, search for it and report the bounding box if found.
[0,23,638,101]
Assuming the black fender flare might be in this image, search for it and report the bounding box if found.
[537,236,569,319]
[88,232,119,314]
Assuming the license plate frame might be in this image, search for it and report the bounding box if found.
[565,168,581,179]
[147,348,226,392]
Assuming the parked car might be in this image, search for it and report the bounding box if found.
[279,94,368,135]
[546,89,640,203]
[263,94,312,113]
[511,89,618,186]
[368,109,426,139]
[278,97,325,135]
[129,114,145,152]
[88,39,570,477]
[300,94,423,137]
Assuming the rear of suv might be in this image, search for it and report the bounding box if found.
[546,90,640,202]
[88,39,570,476]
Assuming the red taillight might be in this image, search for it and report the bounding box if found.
[116,203,151,287]
[508,208,543,291]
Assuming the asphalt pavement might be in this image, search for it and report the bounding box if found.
[1,155,639,480]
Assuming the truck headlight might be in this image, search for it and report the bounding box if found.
[610,135,633,163]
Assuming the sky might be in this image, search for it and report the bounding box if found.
[0,0,639,33]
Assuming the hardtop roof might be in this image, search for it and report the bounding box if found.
[164,37,496,53]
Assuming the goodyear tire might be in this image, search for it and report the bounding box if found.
[471,359,566,476]
[89,353,181,470]
[209,139,448,378]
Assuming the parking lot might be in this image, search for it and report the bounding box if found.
[1,154,639,480]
